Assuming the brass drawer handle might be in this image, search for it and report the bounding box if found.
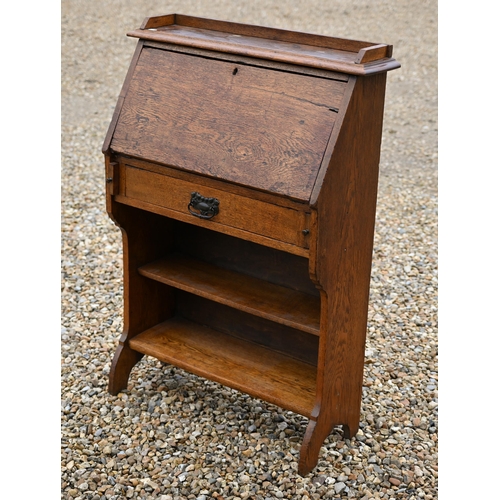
[188,192,220,219]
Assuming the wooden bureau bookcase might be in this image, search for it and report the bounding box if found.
[102,14,400,475]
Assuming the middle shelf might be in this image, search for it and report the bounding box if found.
[138,253,321,335]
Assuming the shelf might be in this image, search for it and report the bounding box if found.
[138,253,320,335]
[129,316,317,417]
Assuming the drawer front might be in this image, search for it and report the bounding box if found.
[118,165,310,251]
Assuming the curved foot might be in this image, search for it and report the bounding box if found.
[298,420,329,476]
[298,418,360,475]
[108,343,143,395]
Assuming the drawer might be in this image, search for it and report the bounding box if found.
[115,164,310,254]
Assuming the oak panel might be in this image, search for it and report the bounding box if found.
[129,316,317,417]
[121,164,310,248]
[139,253,320,335]
[111,47,344,201]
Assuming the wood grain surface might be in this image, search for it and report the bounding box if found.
[142,14,374,52]
[129,316,317,417]
[110,47,345,201]
[176,293,319,367]
[104,18,399,476]
[299,73,388,475]
[129,15,400,76]
[119,164,310,249]
[138,253,321,335]
[173,222,318,295]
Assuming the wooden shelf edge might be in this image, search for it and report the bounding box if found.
[128,317,317,417]
[127,29,399,75]
[126,15,400,76]
[138,254,320,336]
[139,13,374,52]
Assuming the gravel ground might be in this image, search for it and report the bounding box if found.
[61,1,437,499]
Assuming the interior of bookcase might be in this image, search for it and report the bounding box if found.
[124,208,320,416]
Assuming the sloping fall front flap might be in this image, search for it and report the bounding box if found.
[109,47,346,201]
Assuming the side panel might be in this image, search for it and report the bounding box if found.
[300,73,388,474]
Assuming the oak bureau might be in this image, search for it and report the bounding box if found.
[102,14,400,475]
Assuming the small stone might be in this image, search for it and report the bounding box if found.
[146,479,159,489]
[389,477,402,486]
[312,475,326,486]
[334,482,346,494]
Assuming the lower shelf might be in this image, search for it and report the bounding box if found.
[128,316,317,417]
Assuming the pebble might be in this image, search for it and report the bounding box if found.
[334,482,347,493]
[61,1,437,499]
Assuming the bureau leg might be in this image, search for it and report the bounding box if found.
[298,415,359,475]
[106,204,175,395]
[298,418,333,476]
[108,343,144,395]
